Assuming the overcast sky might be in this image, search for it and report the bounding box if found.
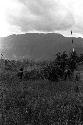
[0,0,83,37]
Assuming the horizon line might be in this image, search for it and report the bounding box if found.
[1,32,83,39]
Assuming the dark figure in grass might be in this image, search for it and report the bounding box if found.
[18,67,24,79]
[64,65,72,80]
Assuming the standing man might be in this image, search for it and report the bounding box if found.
[18,67,24,79]
[64,64,72,80]
[64,65,69,80]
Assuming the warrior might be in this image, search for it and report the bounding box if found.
[18,67,24,79]
[64,65,72,80]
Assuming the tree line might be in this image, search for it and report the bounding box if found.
[0,50,83,81]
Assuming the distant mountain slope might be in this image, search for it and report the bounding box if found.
[1,33,83,60]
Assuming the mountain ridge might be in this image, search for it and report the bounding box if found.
[1,33,83,61]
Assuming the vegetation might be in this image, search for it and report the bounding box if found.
[0,50,83,124]
[0,50,80,81]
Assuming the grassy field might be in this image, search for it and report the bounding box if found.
[0,70,83,125]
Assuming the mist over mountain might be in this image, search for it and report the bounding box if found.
[1,33,83,61]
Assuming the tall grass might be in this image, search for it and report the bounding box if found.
[0,50,83,124]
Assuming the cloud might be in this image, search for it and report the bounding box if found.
[7,0,75,33]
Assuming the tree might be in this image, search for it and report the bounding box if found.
[68,51,78,72]
[79,54,83,63]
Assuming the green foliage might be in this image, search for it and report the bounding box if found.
[79,54,83,63]
[68,51,79,72]
[0,50,83,124]
[1,80,83,125]
[0,50,81,82]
